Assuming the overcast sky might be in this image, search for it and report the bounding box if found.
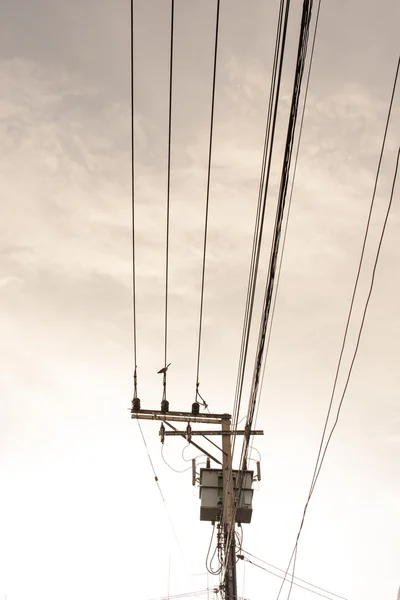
[0,1,399,600]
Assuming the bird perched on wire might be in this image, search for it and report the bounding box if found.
[157,363,171,375]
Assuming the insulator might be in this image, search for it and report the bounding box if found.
[256,460,261,481]
[206,457,211,469]
[132,397,141,411]
[159,423,165,444]
[192,459,196,486]
[161,399,169,413]
[243,459,247,471]
[191,401,200,415]
[186,423,192,442]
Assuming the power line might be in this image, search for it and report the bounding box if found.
[149,589,218,600]
[164,0,175,371]
[250,0,323,450]
[136,420,185,563]
[231,0,289,456]
[308,54,400,501]
[241,550,347,600]
[195,0,221,401]
[226,0,293,539]
[226,0,313,568]
[130,0,138,397]
[276,55,400,600]
[240,556,346,600]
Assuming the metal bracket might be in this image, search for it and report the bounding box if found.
[164,430,264,437]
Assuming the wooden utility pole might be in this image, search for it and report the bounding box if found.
[131,403,262,600]
[221,414,237,600]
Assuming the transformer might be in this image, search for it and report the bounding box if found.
[199,468,254,524]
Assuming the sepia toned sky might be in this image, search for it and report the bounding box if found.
[0,1,399,600]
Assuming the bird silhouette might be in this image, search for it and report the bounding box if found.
[157,363,171,375]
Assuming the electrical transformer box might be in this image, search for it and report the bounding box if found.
[199,468,254,524]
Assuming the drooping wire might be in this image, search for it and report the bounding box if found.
[163,0,175,377]
[250,0,323,454]
[137,421,160,487]
[276,57,400,600]
[241,549,347,600]
[130,0,138,397]
[136,420,186,564]
[206,523,223,576]
[161,443,192,473]
[195,0,220,402]
[241,554,246,600]
[240,556,346,600]
[308,54,400,500]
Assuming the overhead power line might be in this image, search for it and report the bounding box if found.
[149,588,218,600]
[164,0,175,372]
[226,0,293,538]
[130,0,138,397]
[242,0,313,472]
[250,0,323,447]
[231,0,290,456]
[221,1,314,586]
[240,555,345,600]
[241,549,347,600]
[276,55,400,600]
[136,421,186,563]
[225,2,314,572]
[195,0,221,402]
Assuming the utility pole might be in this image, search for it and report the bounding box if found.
[221,414,236,600]
[131,401,262,600]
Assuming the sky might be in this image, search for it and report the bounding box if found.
[0,1,399,600]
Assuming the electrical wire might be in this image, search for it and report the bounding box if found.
[275,55,400,600]
[130,0,138,397]
[231,0,289,456]
[182,444,206,463]
[161,443,192,473]
[241,0,313,472]
[241,556,345,600]
[164,0,175,371]
[224,0,292,552]
[250,0,323,454]
[309,54,399,500]
[241,554,246,600]
[195,0,220,401]
[248,445,261,461]
[149,589,218,600]
[225,0,313,577]
[206,524,222,576]
[292,142,399,564]
[241,550,347,600]
[136,421,185,563]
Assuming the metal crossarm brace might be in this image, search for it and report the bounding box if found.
[164,430,264,436]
